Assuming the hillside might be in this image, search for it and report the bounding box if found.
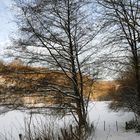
[0,62,118,105]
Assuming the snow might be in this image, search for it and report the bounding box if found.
[88,102,140,140]
[0,102,140,139]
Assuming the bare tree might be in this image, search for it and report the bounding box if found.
[109,61,140,118]
[97,0,140,98]
[7,0,102,132]
[97,0,140,117]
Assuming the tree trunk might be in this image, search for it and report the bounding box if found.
[135,64,140,101]
[76,97,87,125]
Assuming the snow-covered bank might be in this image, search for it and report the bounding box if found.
[0,102,139,140]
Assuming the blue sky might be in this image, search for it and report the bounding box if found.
[0,0,17,59]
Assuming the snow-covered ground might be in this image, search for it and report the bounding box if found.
[0,102,140,140]
[88,102,140,140]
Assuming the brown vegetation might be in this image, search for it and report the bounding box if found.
[0,61,119,105]
[91,80,119,100]
[0,62,94,106]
